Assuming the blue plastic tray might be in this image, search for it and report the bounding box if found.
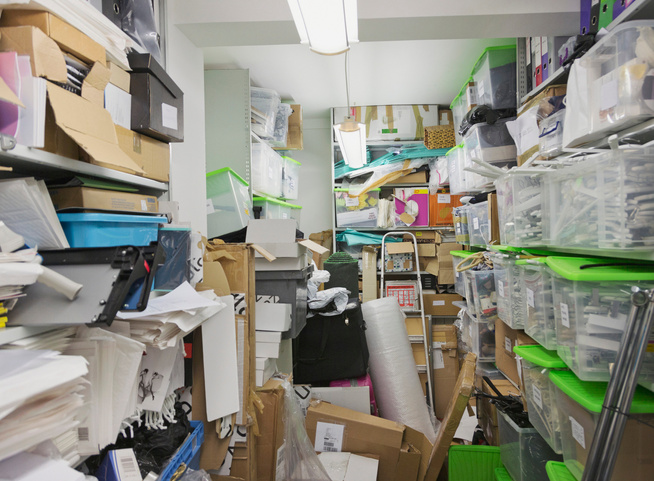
[57,213,167,248]
[159,420,204,481]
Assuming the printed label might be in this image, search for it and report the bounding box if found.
[115,450,141,481]
[533,385,543,409]
[437,194,451,204]
[527,288,535,308]
[433,348,445,369]
[141,200,148,211]
[314,422,345,452]
[282,213,288,219]
[473,217,480,230]
[570,416,586,449]
[206,199,215,214]
[498,282,505,298]
[345,195,359,207]
[561,302,570,328]
[161,103,178,130]
[505,336,512,353]
[433,300,445,306]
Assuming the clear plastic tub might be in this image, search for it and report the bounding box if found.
[497,409,561,481]
[450,77,476,144]
[461,308,496,362]
[270,103,293,148]
[471,46,517,110]
[464,269,497,322]
[538,109,566,159]
[251,141,283,198]
[453,205,470,245]
[467,201,491,246]
[495,171,544,247]
[334,188,380,227]
[250,86,280,139]
[544,147,654,251]
[514,345,568,455]
[463,119,517,164]
[451,250,474,297]
[206,167,252,238]
[551,370,654,481]
[547,257,654,388]
[447,145,467,195]
[253,196,293,220]
[520,259,557,350]
[492,253,527,329]
[289,203,301,228]
[282,156,301,200]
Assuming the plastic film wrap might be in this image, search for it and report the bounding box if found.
[361,297,437,442]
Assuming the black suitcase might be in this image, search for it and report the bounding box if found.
[294,300,369,384]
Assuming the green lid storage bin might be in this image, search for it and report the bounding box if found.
[547,257,654,388]
[451,250,474,297]
[282,156,301,200]
[289,203,301,228]
[468,201,491,246]
[545,462,577,481]
[498,409,562,481]
[464,269,498,322]
[206,167,252,238]
[495,171,545,247]
[251,141,284,198]
[453,205,470,244]
[253,196,293,221]
[460,307,496,362]
[448,145,468,195]
[495,467,514,481]
[514,345,568,454]
[463,119,517,165]
[519,258,557,350]
[334,188,380,228]
[550,370,654,481]
[492,252,528,329]
[448,445,502,481]
[471,45,517,110]
[450,78,476,144]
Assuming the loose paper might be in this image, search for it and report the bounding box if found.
[314,422,345,452]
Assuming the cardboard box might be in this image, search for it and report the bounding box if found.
[255,379,285,481]
[334,105,440,142]
[412,231,442,243]
[0,10,106,66]
[362,246,378,303]
[49,186,158,213]
[432,347,460,419]
[0,26,67,82]
[478,376,520,429]
[128,52,184,142]
[432,325,457,350]
[115,125,170,182]
[385,242,415,272]
[429,191,462,227]
[437,242,462,285]
[405,316,426,342]
[81,61,111,107]
[108,61,130,93]
[416,243,436,258]
[274,103,302,151]
[394,170,428,184]
[423,294,463,316]
[394,187,429,227]
[397,426,433,481]
[494,318,538,388]
[488,193,500,246]
[305,401,404,481]
[311,387,371,415]
[439,109,454,126]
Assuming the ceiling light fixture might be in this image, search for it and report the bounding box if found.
[333,51,366,168]
[287,0,359,55]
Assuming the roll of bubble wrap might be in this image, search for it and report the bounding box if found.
[362,297,437,442]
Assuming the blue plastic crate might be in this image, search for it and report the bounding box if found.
[159,420,204,481]
[58,213,167,248]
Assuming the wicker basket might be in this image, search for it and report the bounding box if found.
[424,125,456,149]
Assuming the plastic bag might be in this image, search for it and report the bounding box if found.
[120,0,162,62]
[281,379,332,481]
[179,468,211,481]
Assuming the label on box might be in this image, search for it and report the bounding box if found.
[314,422,344,452]
[600,79,618,112]
[527,288,535,308]
[161,103,178,130]
[561,302,570,328]
[437,194,451,203]
[345,195,359,207]
[114,450,141,481]
[533,385,543,409]
[141,200,148,211]
[498,282,505,298]
[433,348,445,369]
[206,199,215,214]
[570,416,586,449]
[433,300,445,306]
[473,217,479,230]
[505,336,512,353]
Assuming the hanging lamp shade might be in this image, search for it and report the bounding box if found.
[287,0,359,55]
[334,116,366,168]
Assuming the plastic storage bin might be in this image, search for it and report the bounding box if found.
[255,266,312,339]
[563,22,654,147]
[468,201,491,246]
[282,156,301,200]
[471,46,517,110]
[453,205,470,245]
[450,78,476,144]
[271,103,293,148]
[253,196,293,220]
[514,345,568,454]
[520,259,557,350]
[547,257,654,388]
[334,188,380,228]
[464,119,517,164]
[448,445,502,481]
[461,308,496,362]
[206,167,252,238]
[492,252,527,329]
[544,147,654,251]
[159,420,204,481]
[289,203,301,227]
[250,86,280,139]
[447,145,467,195]
[451,250,474,297]
[495,171,545,247]
[464,269,497,322]
[546,461,577,481]
[58,213,166,248]
[495,467,513,481]
[539,109,566,159]
[497,409,562,481]
[251,141,283,198]
[550,370,654,481]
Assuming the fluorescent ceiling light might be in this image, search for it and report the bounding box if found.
[334,116,366,168]
[287,0,359,55]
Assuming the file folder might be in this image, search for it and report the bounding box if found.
[581,0,592,34]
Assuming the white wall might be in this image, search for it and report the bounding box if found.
[165,20,208,235]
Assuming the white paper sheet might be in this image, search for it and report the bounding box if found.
[117,282,222,319]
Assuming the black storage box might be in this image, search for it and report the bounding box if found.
[128,52,184,142]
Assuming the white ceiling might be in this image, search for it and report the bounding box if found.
[169,0,580,120]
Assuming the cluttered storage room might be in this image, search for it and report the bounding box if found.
[4,0,654,480]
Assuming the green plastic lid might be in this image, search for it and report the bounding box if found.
[253,195,294,208]
[450,77,474,110]
[334,187,381,193]
[546,462,577,481]
[549,370,654,414]
[545,257,654,282]
[451,250,474,259]
[446,144,464,156]
[513,345,566,369]
[287,203,302,209]
[495,467,514,481]
[471,45,517,75]
[448,445,501,480]
[516,257,548,266]
[206,167,248,186]
[282,156,301,166]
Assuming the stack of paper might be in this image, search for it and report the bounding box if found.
[0,451,86,480]
[255,302,291,386]
[0,178,69,249]
[0,350,88,463]
[116,282,225,349]
[65,326,145,455]
[2,326,77,352]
